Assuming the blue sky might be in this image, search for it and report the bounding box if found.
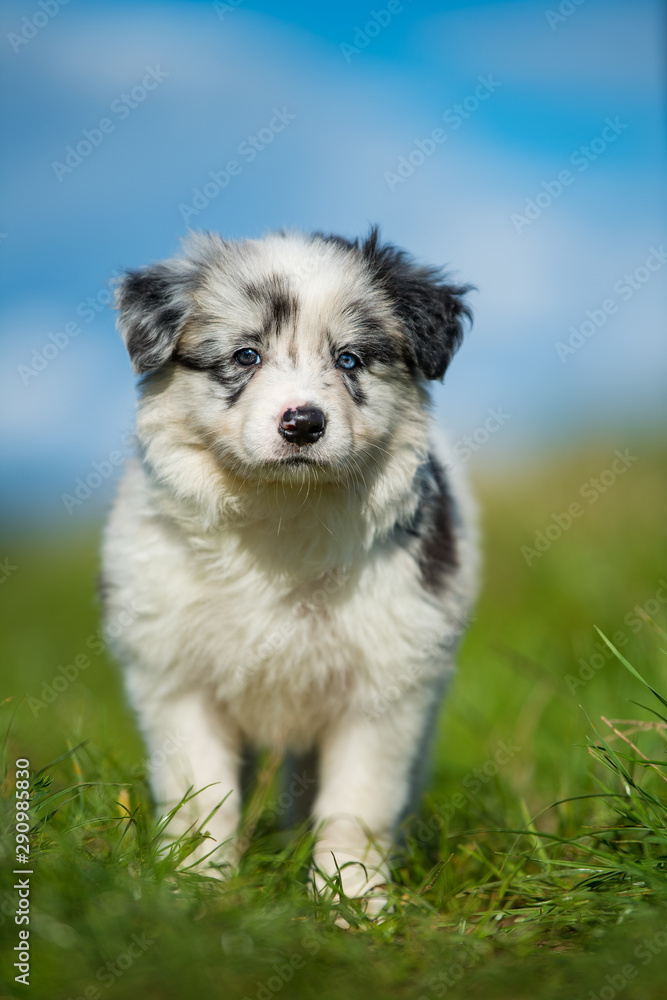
[1,0,665,522]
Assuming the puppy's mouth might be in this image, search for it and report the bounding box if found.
[252,452,336,484]
[278,455,322,466]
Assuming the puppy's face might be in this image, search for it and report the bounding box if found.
[115,230,470,488]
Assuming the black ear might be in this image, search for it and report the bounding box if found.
[114,258,197,374]
[361,228,472,380]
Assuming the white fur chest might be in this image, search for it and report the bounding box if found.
[104,461,463,751]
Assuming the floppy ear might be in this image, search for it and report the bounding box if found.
[114,258,197,375]
[361,228,472,380]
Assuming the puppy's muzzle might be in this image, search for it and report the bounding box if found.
[279,406,326,445]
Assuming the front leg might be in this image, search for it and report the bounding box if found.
[311,687,436,916]
[130,685,243,872]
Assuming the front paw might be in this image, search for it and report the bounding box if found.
[310,843,391,924]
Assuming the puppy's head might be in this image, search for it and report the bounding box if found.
[115,229,471,489]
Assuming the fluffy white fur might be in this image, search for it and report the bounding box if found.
[102,229,478,915]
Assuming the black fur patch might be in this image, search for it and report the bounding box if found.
[339,367,367,405]
[329,298,404,405]
[327,337,368,406]
[317,227,473,381]
[362,229,472,381]
[174,347,258,407]
[399,455,458,592]
[174,338,224,370]
[354,335,401,368]
[224,380,252,407]
[116,262,196,374]
[421,455,458,589]
[338,302,403,369]
[242,274,299,335]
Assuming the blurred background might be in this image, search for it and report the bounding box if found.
[1,9,667,995]
[0,0,665,768]
[1,0,665,524]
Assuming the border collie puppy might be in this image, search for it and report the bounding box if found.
[102,228,477,915]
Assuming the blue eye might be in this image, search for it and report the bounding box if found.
[336,352,360,371]
[234,348,261,366]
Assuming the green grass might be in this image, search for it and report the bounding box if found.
[2,436,667,999]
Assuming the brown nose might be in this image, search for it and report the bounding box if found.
[279,406,326,445]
